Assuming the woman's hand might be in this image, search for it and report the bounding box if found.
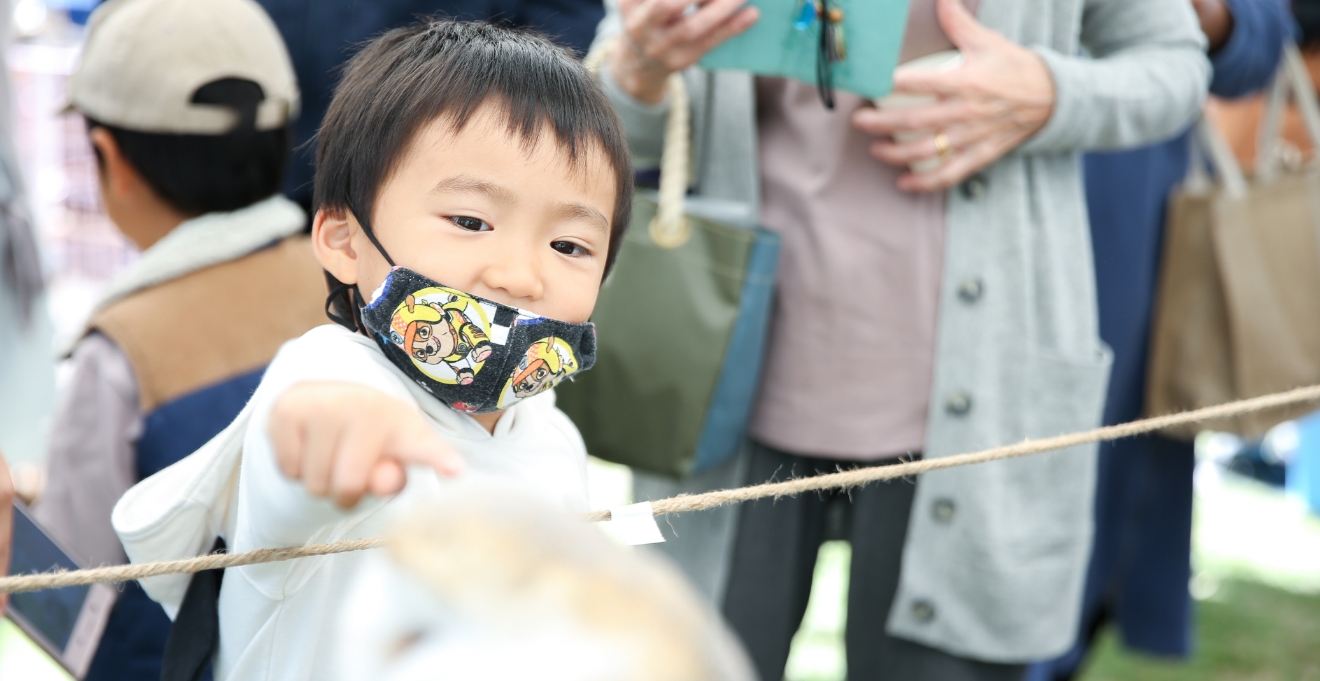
[1190,0,1233,52]
[268,382,463,509]
[852,0,1056,192]
[610,0,759,105]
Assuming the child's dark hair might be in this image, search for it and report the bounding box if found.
[88,78,289,216]
[314,20,633,328]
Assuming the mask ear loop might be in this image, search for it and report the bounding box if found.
[350,206,396,267]
[324,274,365,332]
[322,205,397,333]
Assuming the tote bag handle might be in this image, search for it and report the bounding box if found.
[1190,42,1320,195]
[1188,113,1248,199]
[1256,42,1320,182]
[584,40,692,247]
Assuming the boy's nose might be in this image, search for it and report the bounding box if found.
[479,248,544,303]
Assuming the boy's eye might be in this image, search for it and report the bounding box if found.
[449,216,491,232]
[551,240,589,257]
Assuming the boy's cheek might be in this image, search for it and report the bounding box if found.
[567,285,602,324]
[354,254,396,302]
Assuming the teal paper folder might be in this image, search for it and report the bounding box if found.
[699,0,912,100]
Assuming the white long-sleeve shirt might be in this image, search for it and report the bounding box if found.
[115,324,590,681]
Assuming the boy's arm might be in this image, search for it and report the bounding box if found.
[32,333,141,568]
[232,335,461,552]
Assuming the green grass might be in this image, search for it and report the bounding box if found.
[1083,580,1320,681]
[0,618,72,681]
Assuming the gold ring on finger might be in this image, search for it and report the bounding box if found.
[934,132,953,163]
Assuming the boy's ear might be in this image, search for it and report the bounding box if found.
[89,127,143,202]
[312,208,360,285]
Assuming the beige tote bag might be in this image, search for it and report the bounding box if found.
[1147,44,1320,440]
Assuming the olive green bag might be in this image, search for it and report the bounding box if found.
[556,60,781,478]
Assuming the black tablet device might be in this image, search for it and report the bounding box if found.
[6,502,116,679]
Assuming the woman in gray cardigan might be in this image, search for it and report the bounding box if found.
[593,0,1209,678]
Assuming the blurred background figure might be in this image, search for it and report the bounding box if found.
[0,0,56,491]
[334,489,755,681]
[28,1,323,679]
[1024,1,1295,680]
[254,0,606,214]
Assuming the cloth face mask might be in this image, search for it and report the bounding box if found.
[360,267,596,414]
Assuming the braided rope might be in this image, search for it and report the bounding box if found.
[2,384,1317,595]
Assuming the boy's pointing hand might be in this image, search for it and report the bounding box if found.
[269,382,464,509]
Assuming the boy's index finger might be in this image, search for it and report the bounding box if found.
[386,417,464,478]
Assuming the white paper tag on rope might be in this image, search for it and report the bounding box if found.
[599,502,665,545]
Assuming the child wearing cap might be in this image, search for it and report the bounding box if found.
[111,19,634,681]
[31,0,324,679]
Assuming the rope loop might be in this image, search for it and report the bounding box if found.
[584,38,691,249]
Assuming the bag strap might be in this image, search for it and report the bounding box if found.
[160,537,226,681]
[1190,114,1249,199]
[1256,42,1320,181]
[584,40,692,248]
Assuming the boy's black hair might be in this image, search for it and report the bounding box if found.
[88,78,289,216]
[314,20,634,328]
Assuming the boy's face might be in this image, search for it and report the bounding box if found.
[318,105,617,325]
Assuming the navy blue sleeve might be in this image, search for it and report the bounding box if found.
[505,0,605,57]
[1210,0,1296,99]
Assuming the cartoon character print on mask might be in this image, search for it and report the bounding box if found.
[361,267,597,415]
[496,336,582,409]
[389,289,494,385]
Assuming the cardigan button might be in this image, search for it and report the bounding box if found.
[961,173,989,200]
[944,391,973,416]
[932,498,957,523]
[911,600,937,623]
[957,277,984,303]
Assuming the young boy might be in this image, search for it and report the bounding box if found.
[33,0,325,678]
[112,19,634,681]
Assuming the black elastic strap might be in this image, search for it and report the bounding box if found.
[349,206,395,267]
[325,274,365,333]
[161,537,226,681]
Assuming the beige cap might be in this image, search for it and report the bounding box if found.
[68,0,299,134]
